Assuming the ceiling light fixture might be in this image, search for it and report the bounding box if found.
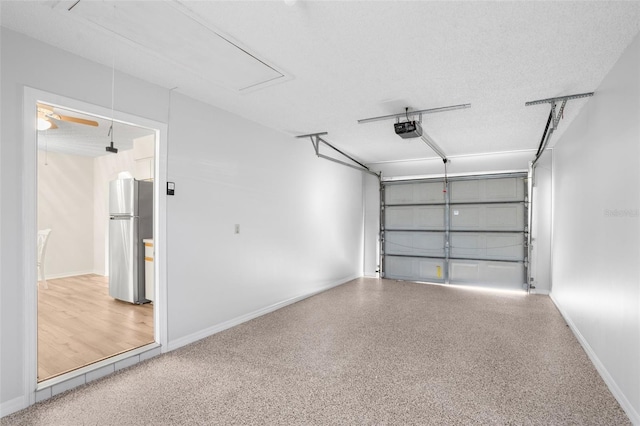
[37,117,52,131]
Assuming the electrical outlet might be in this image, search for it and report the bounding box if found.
[234,224,240,234]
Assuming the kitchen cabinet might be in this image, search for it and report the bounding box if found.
[133,135,154,181]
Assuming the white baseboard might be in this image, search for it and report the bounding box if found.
[529,288,550,295]
[168,275,359,352]
[0,395,29,418]
[550,293,640,424]
[45,270,102,280]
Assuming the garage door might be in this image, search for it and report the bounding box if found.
[382,174,528,291]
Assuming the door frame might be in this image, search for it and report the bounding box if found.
[22,87,169,404]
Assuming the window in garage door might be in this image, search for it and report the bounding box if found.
[382,174,528,291]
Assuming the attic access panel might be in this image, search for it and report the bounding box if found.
[66,1,286,91]
[382,174,528,291]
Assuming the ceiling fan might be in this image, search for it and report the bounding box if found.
[37,103,99,130]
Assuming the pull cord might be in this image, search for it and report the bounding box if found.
[443,158,448,193]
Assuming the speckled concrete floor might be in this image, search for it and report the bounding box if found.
[2,278,630,425]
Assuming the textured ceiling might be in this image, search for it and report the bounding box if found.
[3,1,640,164]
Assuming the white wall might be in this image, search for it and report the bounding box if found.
[1,28,365,414]
[551,32,640,422]
[37,147,138,279]
[37,150,94,278]
[166,92,363,342]
[530,149,552,294]
[93,149,136,275]
[363,173,380,277]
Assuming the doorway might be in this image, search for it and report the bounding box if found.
[36,104,157,381]
[23,87,168,396]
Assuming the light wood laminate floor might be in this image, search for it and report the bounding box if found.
[37,274,154,382]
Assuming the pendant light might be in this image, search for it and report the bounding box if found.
[105,3,118,154]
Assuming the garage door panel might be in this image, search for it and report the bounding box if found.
[450,178,525,203]
[450,204,525,231]
[485,233,524,260]
[385,231,445,257]
[382,174,527,291]
[450,180,480,202]
[450,206,481,228]
[485,178,523,200]
[385,256,445,282]
[449,260,525,290]
[486,205,525,229]
[450,233,524,261]
[385,206,445,230]
[385,182,445,204]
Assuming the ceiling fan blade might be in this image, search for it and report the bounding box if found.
[49,120,59,130]
[37,103,54,113]
[37,103,99,127]
[58,115,99,127]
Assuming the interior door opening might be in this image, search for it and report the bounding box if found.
[36,103,157,382]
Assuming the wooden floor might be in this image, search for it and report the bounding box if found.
[37,274,154,382]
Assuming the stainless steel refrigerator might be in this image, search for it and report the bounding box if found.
[108,177,153,304]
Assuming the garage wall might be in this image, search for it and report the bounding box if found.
[363,173,380,277]
[0,28,364,412]
[551,32,640,422]
[166,92,363,343]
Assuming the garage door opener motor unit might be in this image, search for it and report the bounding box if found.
[394,120,423,139]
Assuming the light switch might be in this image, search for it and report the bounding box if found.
[234,224,240,234]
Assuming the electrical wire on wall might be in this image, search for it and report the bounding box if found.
[41,131,49,166]
[105,3,118,154]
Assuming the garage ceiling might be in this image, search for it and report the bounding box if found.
[2,1,640,163]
